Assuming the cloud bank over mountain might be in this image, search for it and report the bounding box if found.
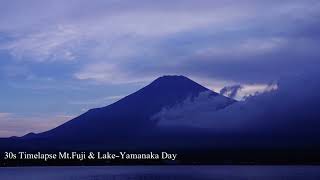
[154,71,320,134]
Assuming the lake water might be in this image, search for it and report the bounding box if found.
[0,166,320,180]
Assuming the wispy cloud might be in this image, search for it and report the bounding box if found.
[1,0,318,84]
[0,25,80,62]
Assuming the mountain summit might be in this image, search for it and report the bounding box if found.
[39,75,223,139]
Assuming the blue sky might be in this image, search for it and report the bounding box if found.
[0,0,320,137]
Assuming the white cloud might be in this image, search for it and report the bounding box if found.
[237,83,278,100]
[188,76,277,100]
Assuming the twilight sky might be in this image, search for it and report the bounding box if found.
[0,0,320,137]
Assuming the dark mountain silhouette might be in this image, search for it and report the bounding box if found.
[40,75,233,139]
[0,75,235,150]
[1,75,320,165]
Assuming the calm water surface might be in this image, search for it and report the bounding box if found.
[0,166,320,180]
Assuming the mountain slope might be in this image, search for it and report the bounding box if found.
[38,75,234,140]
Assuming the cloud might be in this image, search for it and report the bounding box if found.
[0,25,79,62]
[0,1,249,63]
[1,0,319,85]
[238,83,278,100]
[220,83,278,100]
[153,70,320,135]
[152,91,235,127]
[220,85,243,99]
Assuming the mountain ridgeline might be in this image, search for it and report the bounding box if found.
[1,75,235,150]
